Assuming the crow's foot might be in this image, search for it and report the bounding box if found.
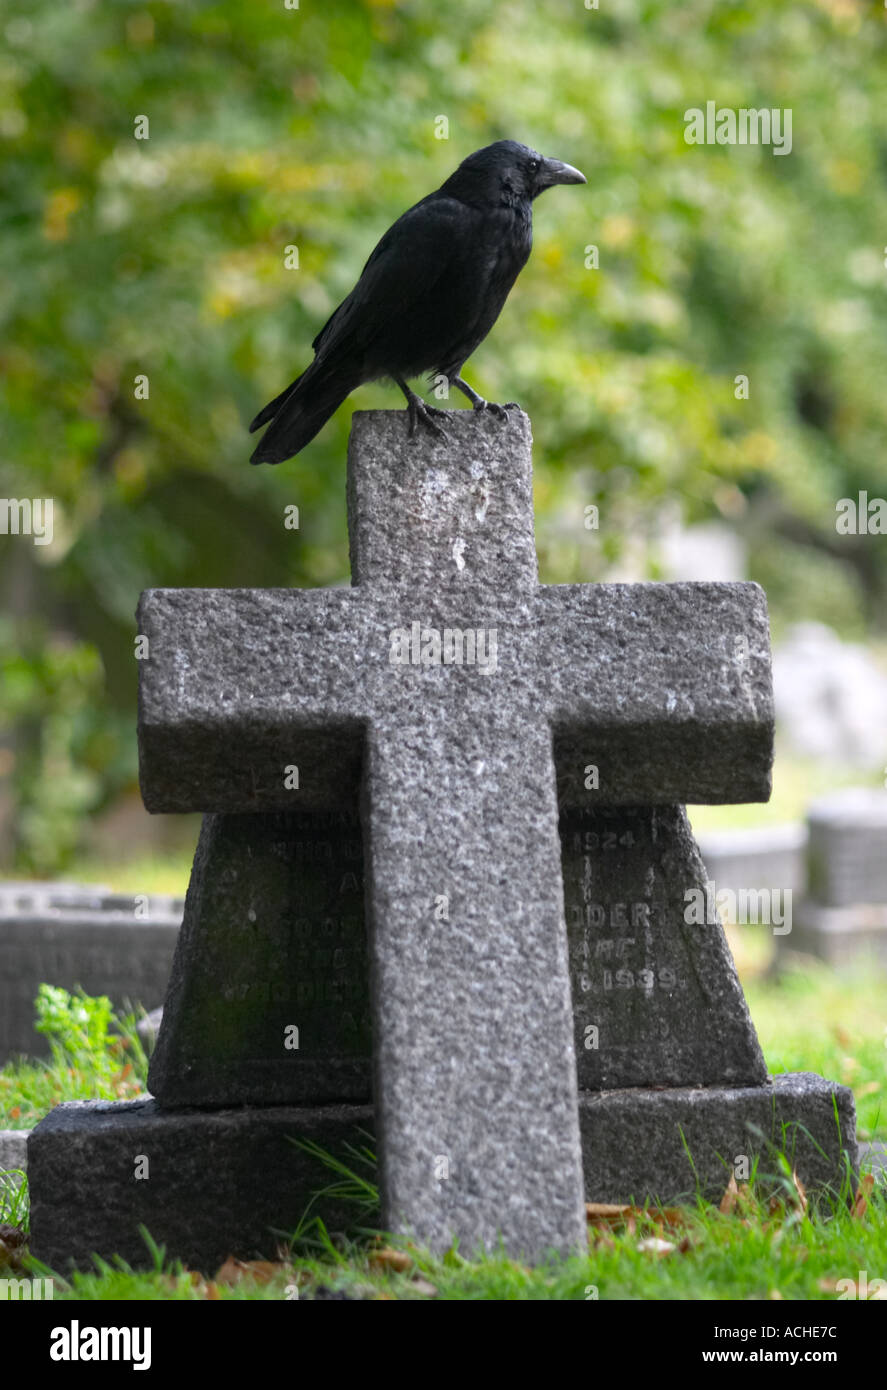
[395,376,449,439]
[406,396,448,439]
[452,375,518,421]
[473,399,511,421]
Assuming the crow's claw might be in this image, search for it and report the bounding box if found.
[471,398,512,422]
[407,397,448,439]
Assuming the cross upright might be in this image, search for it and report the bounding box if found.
[138,409,773,1260]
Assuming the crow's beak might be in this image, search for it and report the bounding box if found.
[537,156,587,191]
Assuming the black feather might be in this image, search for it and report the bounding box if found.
[248,140,585,465]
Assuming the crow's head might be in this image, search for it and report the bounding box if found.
[443,140,586,208]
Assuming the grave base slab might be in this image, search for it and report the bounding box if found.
[27,1098,375,1275]
[27,1073,855,1273]
[578,1072,857,1205]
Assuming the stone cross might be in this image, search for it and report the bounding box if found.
[137,410,773,1259]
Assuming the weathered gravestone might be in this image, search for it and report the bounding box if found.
[0,883,181,1063]
[27,410,856,1271]
[147,810,369,1104]
[778,788,887,968]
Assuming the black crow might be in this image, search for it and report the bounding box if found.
[249,140,585,465]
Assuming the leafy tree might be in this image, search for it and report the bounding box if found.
[1,0,885,866]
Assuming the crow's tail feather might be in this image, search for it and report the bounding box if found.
[249,373,304,434]
[249,363,357,465]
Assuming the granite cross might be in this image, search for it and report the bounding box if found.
[137,409,773,1260]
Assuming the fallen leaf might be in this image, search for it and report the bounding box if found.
[245,1261,284,1285]
[768,1289,784,1300]
[586,1203,633,1223]
[658,1207,691,1230]
[833,1025,851,1048]
[720,1174,739,1215]
[214,1256,288,1286]
[638,1237,675,1256]
[368,1247,412,1273]
[790,1170,808,1214]
[215,1256,248,1285]
[818,1277,840,1293]
[857,1081,880,1098]
[0,1225,26,1272]
[9,1107,20,1120]
[852,1174,875,1220]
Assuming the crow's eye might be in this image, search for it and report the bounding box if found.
[528,159,539,175]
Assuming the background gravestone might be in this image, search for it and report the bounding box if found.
[779,787,887,968]
[0,884,181,1063]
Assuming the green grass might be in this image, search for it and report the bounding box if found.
[0,985,150,1131]
[9,1142,887,1301]
[0,1168,28,1231]
[1,968,884,1300]
[745,959,886,1144]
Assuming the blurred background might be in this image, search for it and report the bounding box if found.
[1,0,886,883]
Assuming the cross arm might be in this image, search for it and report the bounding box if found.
[137,588,369,813]
[539,581,774,806]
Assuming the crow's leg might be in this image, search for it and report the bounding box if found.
[394,377,448,439]
[452,376,519,421]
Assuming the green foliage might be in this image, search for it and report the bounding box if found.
[1,0,886,864]
[0,986,150,1128]
[288,1135,381,1250]
[34,983,115,1060]
[0,1169,28,1232]
[0,619,120,872]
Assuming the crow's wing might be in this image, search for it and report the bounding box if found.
[310,192,477,366]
